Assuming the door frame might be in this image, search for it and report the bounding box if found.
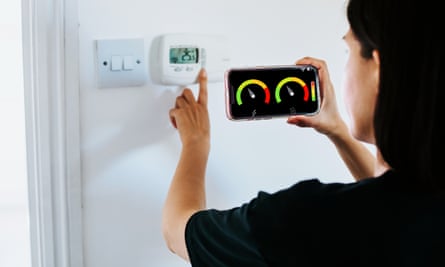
[21,0,83,266]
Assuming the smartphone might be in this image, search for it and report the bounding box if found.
[225,65,320,121]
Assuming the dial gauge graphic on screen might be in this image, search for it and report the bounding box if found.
[236,79,271,105]
[275,77,314,103]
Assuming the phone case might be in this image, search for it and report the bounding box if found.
[224,65,320,121]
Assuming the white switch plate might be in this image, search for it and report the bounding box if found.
[96,38,147,88]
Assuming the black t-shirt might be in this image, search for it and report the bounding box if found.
[185,170,445,266]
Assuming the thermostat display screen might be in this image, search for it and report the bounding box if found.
[169,47,199,64]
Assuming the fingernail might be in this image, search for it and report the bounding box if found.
[201,68,207,78]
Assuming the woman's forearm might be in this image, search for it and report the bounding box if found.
[327,122,376,180]
[162,143,209,261]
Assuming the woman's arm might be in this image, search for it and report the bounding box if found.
[162,69,210,261]
[287,57,376,180]
[325,120,376,180]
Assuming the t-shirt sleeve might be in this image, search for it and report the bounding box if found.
[185,203,268,267]
[185,178,350,266]
[247,178,349,266]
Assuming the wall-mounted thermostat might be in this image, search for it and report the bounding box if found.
[151,33,230,86]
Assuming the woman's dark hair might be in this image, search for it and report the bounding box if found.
[347,0,444,193]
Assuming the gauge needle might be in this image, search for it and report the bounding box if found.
[286,85,295,96]
[248,88,256,99]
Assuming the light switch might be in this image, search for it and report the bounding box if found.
[123,56,134,70]
[96,38,147,88]
[111,56,122,71]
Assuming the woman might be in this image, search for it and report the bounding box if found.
[163,0,444,265]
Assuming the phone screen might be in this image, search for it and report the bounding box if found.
[225,65,320,120]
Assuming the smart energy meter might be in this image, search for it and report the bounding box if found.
[152,33,230,85]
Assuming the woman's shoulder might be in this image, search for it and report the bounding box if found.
[247,170,445,266]
[251,170,395,206]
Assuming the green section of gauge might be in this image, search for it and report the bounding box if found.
[275,77,308,103]
[236,79,269,105]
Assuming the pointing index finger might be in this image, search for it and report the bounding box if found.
[197,68,208,106]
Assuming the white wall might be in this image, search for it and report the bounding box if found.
[78,1,351,266]
[0,1,31,266]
